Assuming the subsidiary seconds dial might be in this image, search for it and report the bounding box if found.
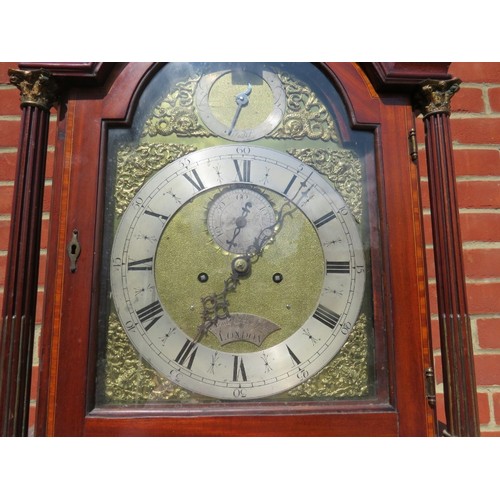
[207,187,276,254]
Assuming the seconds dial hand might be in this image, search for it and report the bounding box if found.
[227,83,252,136]
[225,201,252,251]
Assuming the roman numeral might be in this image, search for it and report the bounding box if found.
[128,257,153,271]
[234,159,251,182]
[313,304,340,330]
[326,261,350,274]
[144,209,169,223]
[314,211,336,228]
[136,300,163,331]
[286,345,301,366]
[175,339,198,369]
[183,169,205,191]
[233,356,247,382]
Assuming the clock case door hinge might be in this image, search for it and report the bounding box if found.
[425,366,436,408]
[408,128,418,161]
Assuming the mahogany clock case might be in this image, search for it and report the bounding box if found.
[34,62,436,436]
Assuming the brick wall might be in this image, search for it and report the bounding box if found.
[0,62,498,436]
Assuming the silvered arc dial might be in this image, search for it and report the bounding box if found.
[110,145,365,400]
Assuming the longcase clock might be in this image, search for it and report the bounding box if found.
[13,62,450,436]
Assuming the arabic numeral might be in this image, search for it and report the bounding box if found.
[125,320,136,331]
[180,158,191,169]
[233,388,247,398]
[341,321,352,335]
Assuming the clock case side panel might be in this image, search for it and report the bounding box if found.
[35,63,158,436]
[322,63,436,436]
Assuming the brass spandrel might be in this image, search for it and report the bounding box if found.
[288,148,364,222]
[270,72,339,142]
[103,312,192,404]
[115,143,196,216]
[287,314,370,399]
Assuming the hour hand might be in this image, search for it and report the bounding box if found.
[227,83,252,135]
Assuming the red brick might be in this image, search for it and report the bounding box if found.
[0,254,6,286]
[463,248,500,279]
[451,87,484,113]
[425,247,435,278]
[459,212,500,242]
[474,354,500,385]
[488,87,500,113]
[467,282,500,314]
[28,403,37,435]
[435,392,446,425]
[0,152,18,181]
[494,393,500,425]
[30,366,39,400]
[37,253,47,287]
[457,180,500,209]
[422,213,433,244]
[434,354,443,384]
[45,150,54,179]
[0,63,18,85]
[0,87,22,116]
[477,318,500,349]
[477,392,491,425]
[450,62,500,84]
[420,179,500,213]
[0,220,11,250]
[0,119,21,148]
[35,291,45,324]
[450,117,500,145]
[453,148,500,176]
[420,179,430,208]
[0,186,13,214]
[430,318,441,351]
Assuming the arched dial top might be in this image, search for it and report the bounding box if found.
[110,145,365,400]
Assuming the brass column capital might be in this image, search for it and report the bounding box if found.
[8,68,58,111]
[414,78,461,118]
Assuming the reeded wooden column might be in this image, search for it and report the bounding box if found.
[415,79,480,436]
[0,69,57,436]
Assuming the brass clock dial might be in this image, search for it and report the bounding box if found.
[110,145,365,400]
[194,67,286,141]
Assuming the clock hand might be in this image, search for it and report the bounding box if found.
[227,83,252,136]
[225,201,252,251]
